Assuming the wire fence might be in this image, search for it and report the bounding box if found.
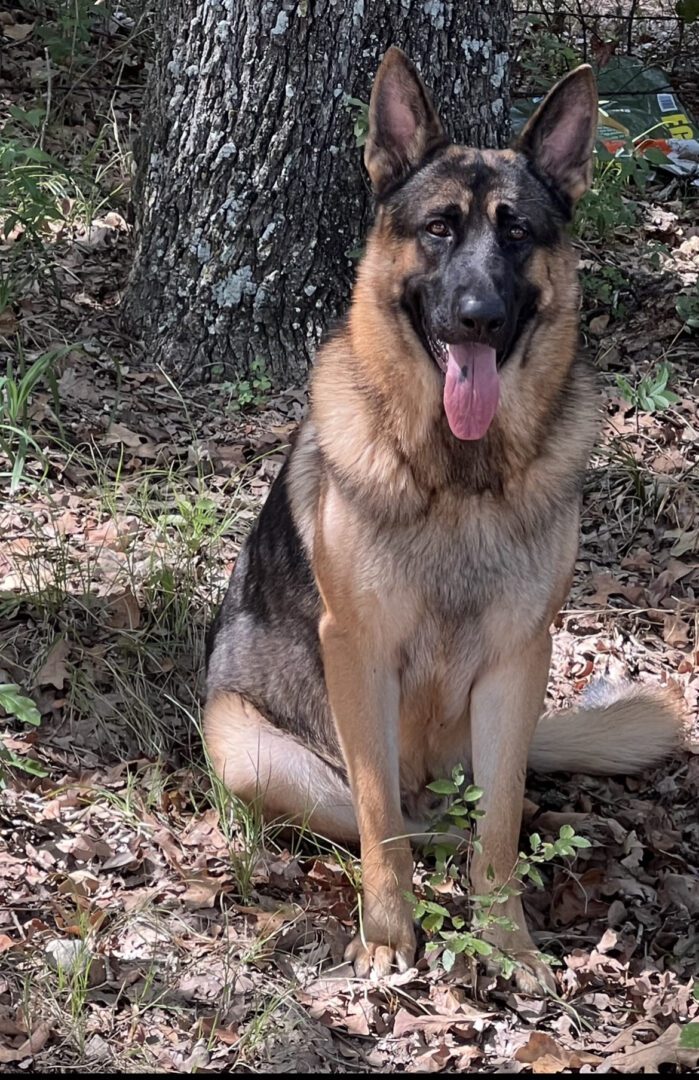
[513,1,698,62]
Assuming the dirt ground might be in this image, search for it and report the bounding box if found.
[1,3,698,1073]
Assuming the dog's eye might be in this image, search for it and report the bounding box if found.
[426,219,450,238]
[507,224,529,242]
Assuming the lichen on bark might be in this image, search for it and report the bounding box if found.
[124,0,512,385]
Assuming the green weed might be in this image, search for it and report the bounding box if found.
[344,95,370,148]
[518,26,581,89]
[0,343,71,492]
[223,359,272,413]
[0,683,46,783]
[575,143,659,242]
[676,293,699,332]
[616,362,680,413]
[581,263,629,319]
[411,765,590,980]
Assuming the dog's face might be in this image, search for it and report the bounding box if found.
[363,49,598,441]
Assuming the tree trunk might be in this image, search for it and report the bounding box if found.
[125,0,511,386]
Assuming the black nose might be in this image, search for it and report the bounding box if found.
[457,295,506,344]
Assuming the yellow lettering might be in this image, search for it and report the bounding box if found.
[664,114,694,139]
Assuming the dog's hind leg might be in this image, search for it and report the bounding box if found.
[203,690,359,842]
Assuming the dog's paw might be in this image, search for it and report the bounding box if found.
[344,933,416,978]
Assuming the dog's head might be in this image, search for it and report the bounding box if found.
[361,47,597,442]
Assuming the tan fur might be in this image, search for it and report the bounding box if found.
[530,684,684,774]
[204,690,358,839]
[469,631,553,979]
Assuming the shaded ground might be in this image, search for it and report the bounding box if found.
[1,2,698,1073]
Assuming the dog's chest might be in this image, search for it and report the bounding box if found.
[391,496,556,637]
[371,494,570,720]
[368,498,572,794]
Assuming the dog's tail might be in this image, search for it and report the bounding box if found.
[528,679,684,774]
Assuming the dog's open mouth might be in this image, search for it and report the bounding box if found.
[423,326,449,374]
[420,315,500,442]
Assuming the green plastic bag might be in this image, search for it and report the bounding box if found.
[512,56,699,180]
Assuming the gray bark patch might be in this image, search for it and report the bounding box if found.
[124,0,511,385]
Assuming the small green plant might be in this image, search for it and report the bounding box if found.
[0,140,70,241]
[646,239,671,271]
[0,278,16,319]
[206,765,271,904]
[581,263,629,318]
[681,1023,699,1050]
[154,493,221,556]
[616,362,680,413]
[224,358,272,412]
[340,94,368,253]
[676,0,699,25]
[48,909,100,1057]
[411,766,590,979]
[676,293,699,333]
[0,683,46,782]
[575,142,659,242]
[2,103,119,244]
[518,27,581,89]
[33,0,106,68]
[0,344,70,491]
[344,96,370,148]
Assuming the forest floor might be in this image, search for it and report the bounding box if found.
[1,4,699,1074]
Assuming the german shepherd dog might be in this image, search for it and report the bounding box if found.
[205,49,681,991]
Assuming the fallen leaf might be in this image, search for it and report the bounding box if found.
[515,1031,601,1072]
[601,1023,699,1072]
[662,613,690,648]
[57,367,102,406]
[36,639,70,689]
[0,1021,51,1064]
[200,1016,239,1046]
[107,590,141,629]
[587,573,646,607]
[86,517,139,549]
[659,873,699,915]
[240,904,297,937]
[552,867,607,926]
[590,313,610,336]
[392,1008,477,1039]
[515,1032,570,1068]
[181,1042,210,1072]
[103,422,145,449]
[2,20,35,41]
[407,1043,454,1072]
[343,999,379,1037]
[58,870,100,898]
[0,308,19,334]
[181,874,226,908]
[179,808,228,849]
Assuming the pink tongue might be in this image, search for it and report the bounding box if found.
[443,343,499,441]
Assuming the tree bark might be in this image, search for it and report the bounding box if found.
[125,0,511,386]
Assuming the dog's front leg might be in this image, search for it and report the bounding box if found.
[469,630,555,994]
[319,608,416,976]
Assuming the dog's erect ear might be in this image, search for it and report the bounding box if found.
[364,46,445,196]
[515,64,598,206]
